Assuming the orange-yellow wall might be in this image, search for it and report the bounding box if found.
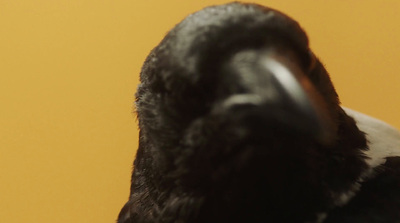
[1,1,399,222]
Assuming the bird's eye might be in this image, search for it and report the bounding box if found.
[307,50,317,72]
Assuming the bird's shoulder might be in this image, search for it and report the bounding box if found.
[325,156,400,223]
[324,107,400,223]
[342,107,400,168]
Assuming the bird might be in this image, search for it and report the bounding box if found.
[118,2,400,223]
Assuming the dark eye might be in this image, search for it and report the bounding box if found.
[307,50,317,72]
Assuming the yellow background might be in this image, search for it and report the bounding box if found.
[1,1,399,222]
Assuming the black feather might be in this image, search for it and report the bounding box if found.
[117,2,399,223]
[325,156,400,223]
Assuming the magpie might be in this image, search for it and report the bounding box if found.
[118,2,400,223]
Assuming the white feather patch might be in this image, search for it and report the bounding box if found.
[322,107,400,221]
[342,107,400,168]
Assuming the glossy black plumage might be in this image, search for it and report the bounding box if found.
[325,156,400,222]
[118,2,400,223]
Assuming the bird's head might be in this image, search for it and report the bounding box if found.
[135,2,367,198]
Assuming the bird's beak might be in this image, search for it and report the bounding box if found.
[218,49,335,145]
